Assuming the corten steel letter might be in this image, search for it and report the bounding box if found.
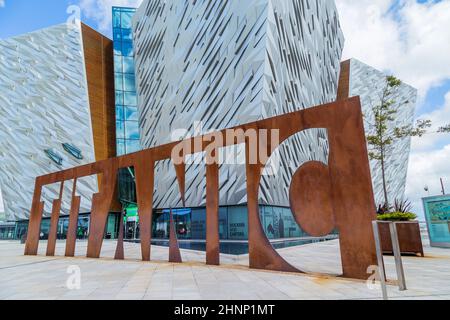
[87,162,118,258]
[66,179,81,257]
[46,181,65,256]
[134,152,155,261]
[206,163,220,265]
[25,97,376,280]
[245,98,377,279]
[169,209,183,263]
[114,211,125,260]
[24,181,45,256]
[246,143,300,273]
[174,163,186,206]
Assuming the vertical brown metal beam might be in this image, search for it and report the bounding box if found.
[24,182,44,256]
[206,163,220,266]
[65,179,80,257]
[114,212,125,260]
[336,60,351,100]
[246,154,299,272]
[169,209,182,263]
[326,98,377,279]
[135,153,155,261]
[87,162,118,258]
[46,182,64,256]
[174,163,186,207]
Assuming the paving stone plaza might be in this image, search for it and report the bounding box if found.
[1,237,449,300]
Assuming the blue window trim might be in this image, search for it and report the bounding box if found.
[44,149,63,166]
[62,143,83,160]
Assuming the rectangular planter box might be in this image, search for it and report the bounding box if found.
[379,221,424,257]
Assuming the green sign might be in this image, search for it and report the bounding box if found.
[423,195,450,248]
[125,205,139,223]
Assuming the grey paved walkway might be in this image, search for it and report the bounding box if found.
[0,239,449,300]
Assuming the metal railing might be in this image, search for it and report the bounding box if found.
[372,221,407,300]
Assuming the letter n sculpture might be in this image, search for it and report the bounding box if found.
[25,97,377,280]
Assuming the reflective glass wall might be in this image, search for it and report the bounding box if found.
[151,205,313,241]
[113,7,140,156]
[113,7,139,205]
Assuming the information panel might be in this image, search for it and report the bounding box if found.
[422,195,450,248]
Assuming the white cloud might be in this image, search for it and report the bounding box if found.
[78,0,143,34]
[336,0,450,99]
[406,144,450,220]
[337,0,450,219]
[76,0,449,220]
[405,92,450,218]
[412,91,450,152]
[0,0,5,8]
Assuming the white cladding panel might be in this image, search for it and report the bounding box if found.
[349,58,417,206]
[0,23,98,221]
[133,0,345,208]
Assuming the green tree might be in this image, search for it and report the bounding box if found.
[366,75,433,208]
[438,124,450,133]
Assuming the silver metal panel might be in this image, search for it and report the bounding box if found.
[0,23,99,221]
[133,0,345,208]
[348,58,417,207]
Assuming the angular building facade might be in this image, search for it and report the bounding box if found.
[338,58,417,207]
[0,22,118,229]
[133,0,345,210]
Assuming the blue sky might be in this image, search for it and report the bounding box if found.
[0,1,100,39]
[0,0,449,218]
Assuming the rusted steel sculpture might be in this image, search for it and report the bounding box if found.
[114,211,124,260]
[25,97,377,280]
[169,209,183,263]
[46,181,64,256]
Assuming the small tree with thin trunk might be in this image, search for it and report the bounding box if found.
[366,75,432,209]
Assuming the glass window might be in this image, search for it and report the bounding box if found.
[113,10,122,28]
[124,106,138,121]
[113,28,122,41]
[191,208,206,240]
[77,217,90,239]
[123,74,136,91]
[114,41,122,56]
[219,207,228,240]
[115,91,124,105]
[117,139,126,156]
[124,91,137,106]
[122,28,133,41]
[121,11,134,29]
[123,57,135,74]
[283,207,303,238]
[40,219,51,240]
[116,121,125,138]
[115,73,123,91]
[125,140,141,154]
[228,206,248,240]
[125,121,139,140]
[121,41,134,56]
[260,206,275,239]
[57,218,69,240]
[153,210,169,239]
[114,55,123,70]
[116,105,124,121]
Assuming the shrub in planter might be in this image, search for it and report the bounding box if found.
[378,212,417,222]
[376,199,424,257]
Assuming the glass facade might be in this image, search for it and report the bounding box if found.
[113,7,139,205]
[113,6,140,156]
[145,205,314,241]
[0,224,16,240]
[12,213,120,241]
